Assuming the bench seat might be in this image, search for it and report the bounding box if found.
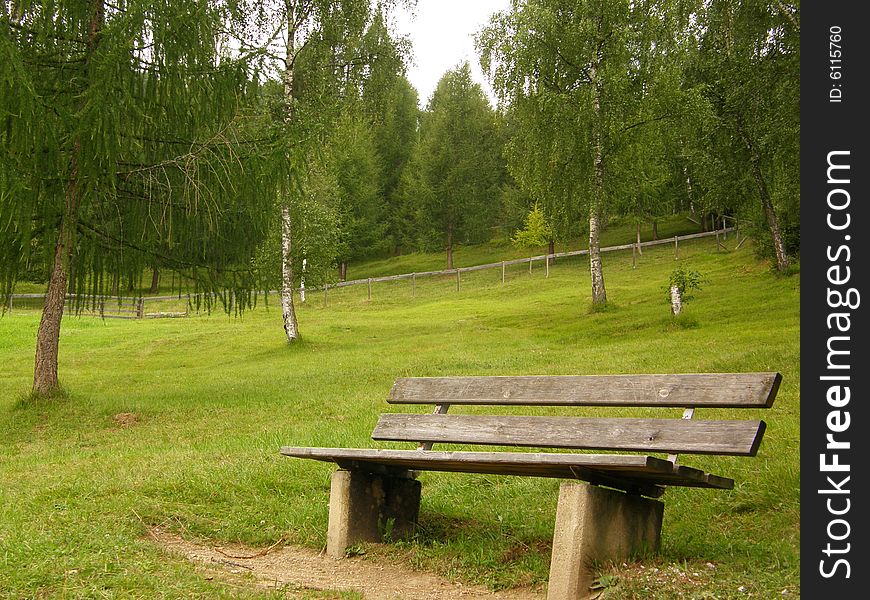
[280,447,734,498]
[280,372,780,599]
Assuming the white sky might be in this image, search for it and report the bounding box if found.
[391,0,512,107]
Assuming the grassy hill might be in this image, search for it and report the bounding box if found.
[0,234,799,598]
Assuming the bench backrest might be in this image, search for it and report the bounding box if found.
[374,372,781,457]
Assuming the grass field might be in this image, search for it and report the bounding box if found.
[0,233,799,598]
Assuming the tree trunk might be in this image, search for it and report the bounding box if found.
[635,222,643,255]
[736,120,789,270]
[279,13,299,342]
[588,59,606,306]
[652,220,658,240]
[589,207,606,305]
[33,211,74,395]
[339,262,347,281]
[149,267,159,294]
[684,167,695,215]
[446,224,454,271]
[548,239,555,265]
[670,285,682,316]
[281,205,299,342]
[32,1,102,396]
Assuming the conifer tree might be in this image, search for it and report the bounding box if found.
[1,0,282,396]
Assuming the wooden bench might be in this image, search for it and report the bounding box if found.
[281,372,781,599]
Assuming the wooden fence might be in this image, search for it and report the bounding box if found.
[5,294,188,319]
[7,225,737,315]
[310,226,737,303]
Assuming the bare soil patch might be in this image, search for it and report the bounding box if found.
[112,412,139,427]
[149,527,545,600]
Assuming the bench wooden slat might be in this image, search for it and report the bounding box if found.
[279,447,735,497]
[387,373,781,408]
[372,414,766,456]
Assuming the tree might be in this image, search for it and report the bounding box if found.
[330,113,385,280]
[692,0,799,270]
[365,75,420,255]
[512,203,553,250]
[1,0,281,396]
[667,265,704,317]
[357,11,418,256]
[479,0,699,306]
[411,63,504,269]
[234,0,410,342]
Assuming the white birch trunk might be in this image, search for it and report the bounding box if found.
[670,285,683,316]
[281,206,299,341]
[280,9,300,342]
[588,59,607,306]
[589,207,606,304]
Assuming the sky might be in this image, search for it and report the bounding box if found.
[390,0,512,107]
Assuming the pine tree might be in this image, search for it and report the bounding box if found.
[412,63,504,269]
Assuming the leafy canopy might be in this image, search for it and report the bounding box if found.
[0,0,285,310]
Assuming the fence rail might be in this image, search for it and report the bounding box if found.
[8,226,737,314]
[5,293,188,319]
[316,226,737,293]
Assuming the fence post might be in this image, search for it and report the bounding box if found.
[367,278,372,301]
[632,244,637,269]
[546,255,550,278]
[136,298,145,319]
[502,261,505,285]
[674,235,679,260]
[456,269,461,292]
[715,228,721,251]
[412,273,416,298]
[529,257,533,275]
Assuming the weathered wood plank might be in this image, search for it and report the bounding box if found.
[372,414,767,456]
[387,373,781,408]
[279,447,735,496]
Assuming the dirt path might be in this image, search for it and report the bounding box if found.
[150,527,545,600]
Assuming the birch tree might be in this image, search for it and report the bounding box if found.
[1,0,281,396]
[479,0,699,306]
[234,0,409,342]
[693,0,799,270]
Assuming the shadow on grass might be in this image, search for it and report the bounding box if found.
[13,385,71,409]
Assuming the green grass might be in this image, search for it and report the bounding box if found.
[0,235,799,598]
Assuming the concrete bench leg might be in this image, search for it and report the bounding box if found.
[326,469,421,559]
[547,483,664,600]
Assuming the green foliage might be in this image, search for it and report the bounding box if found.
[478,0,701,302]
[666,265,705,304]
[0,0,284,309]
[688,0,800,262]
[329,114,388,264]
[511,203,552,250]
[409,63,506,261]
